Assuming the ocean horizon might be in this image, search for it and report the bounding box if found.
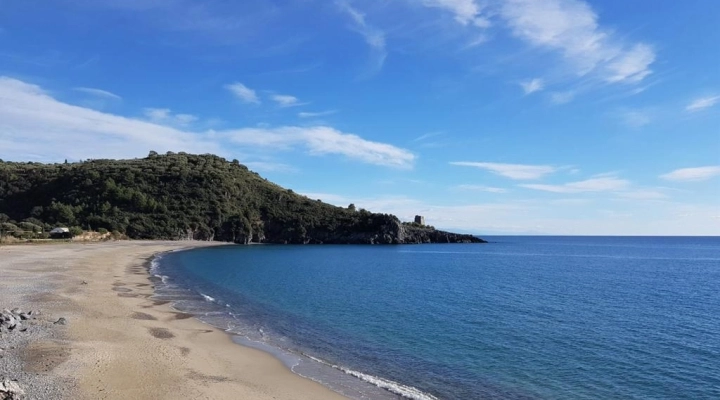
[152,236,720,399]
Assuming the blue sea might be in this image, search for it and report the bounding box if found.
[151,236,720,399]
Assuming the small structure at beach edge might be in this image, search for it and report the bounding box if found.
[49,227,71,239]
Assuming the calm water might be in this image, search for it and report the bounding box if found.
[153,236,720,399]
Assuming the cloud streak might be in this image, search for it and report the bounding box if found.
[660,166,720,182]
[421,0,491,27]
[520,78,544,94]
[336,1,387,74]
[271,94,304,108]
[298,110,337,118]
[0,77,413,168]
[450,161,557,180]
[143,108,198,126]
[520,177,631,193]
[225,82,260,104]
[455,185,508,193]
[685,96,719,112]
[500,0,655,83]
[73,87,122,100]
[224,126,415,168]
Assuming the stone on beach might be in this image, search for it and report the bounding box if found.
[0,309,39,333]
[0,378,25,400]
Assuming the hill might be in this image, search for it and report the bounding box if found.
[0,152,485,244]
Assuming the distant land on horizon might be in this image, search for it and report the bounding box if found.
[0,152,485,245]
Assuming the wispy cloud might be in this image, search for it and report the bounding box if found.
[550,91,575,104]
[685,96,719,112]
[225,82,260,104]
[73,87,122,100]
[243,161,297,173]
[660,166,720,182]
[413,131,444,142]
[500,0,655,84]
[520,78,544,94]
[0,77,219,160]
[336,1,387,74]
[225,126,415,168]
[271,94,304,108]
[450,161,557,180]
[143,108,198,126]
[455,185,508,193]
[298,110,337,118]
[0,77,412,169]
[520,176,631,193]
[616,189,667,200]
[620,109,651,127]
[421,0,491,27]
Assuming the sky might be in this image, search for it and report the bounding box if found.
[0,0,718,235]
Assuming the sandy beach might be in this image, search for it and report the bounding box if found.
[0,241,346,399]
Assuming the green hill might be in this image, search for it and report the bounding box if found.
[0,152,484,244]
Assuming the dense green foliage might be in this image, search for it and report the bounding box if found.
[0,152,414,243]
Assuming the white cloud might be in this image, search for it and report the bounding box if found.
[660,166,720,182]
[685,96,719,112]
[73,87,122,100]
[520,78,544,94]
[550,91,575,104]
[605,43,655,83]
[500,0,655,84]
[620,109,651,127]
[616,189,667,200]
[0,77,412,168]
[413,131,444,142]
[455,185,507,193]
[450,161,556,180]
[421,0,491,27]
[298,110,337,118]
[243,161,297,173]
[225,126,415,168]
[336,1,387,74]
[0,77,218,161]
[520,177,631,193]
[271,94,304,108]
[225,82,260,104]
[143,108,198,126]
[297,190,719,235]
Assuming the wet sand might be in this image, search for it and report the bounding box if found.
[0,241,346,399]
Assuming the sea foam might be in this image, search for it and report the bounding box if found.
[304,355,438,400]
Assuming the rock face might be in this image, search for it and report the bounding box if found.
[249,215,486,245]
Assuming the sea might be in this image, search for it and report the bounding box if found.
[151,236,720,400]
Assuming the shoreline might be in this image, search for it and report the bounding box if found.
[0,241,346,399]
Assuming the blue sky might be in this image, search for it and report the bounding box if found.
[1,0,718,235]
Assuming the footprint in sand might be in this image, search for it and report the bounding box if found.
[131,312,157,320]
[148,327,175,339]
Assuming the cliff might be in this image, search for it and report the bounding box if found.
[0,153,485,244]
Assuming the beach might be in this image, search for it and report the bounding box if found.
[0,241,346,400]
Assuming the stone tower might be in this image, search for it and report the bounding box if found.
[414,215,425,225]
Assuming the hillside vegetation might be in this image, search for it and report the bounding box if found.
[0,152,484,244]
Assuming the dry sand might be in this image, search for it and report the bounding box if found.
[0,241,347,399]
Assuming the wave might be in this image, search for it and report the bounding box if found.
[201,293,216,302]
[303,354,438,400]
